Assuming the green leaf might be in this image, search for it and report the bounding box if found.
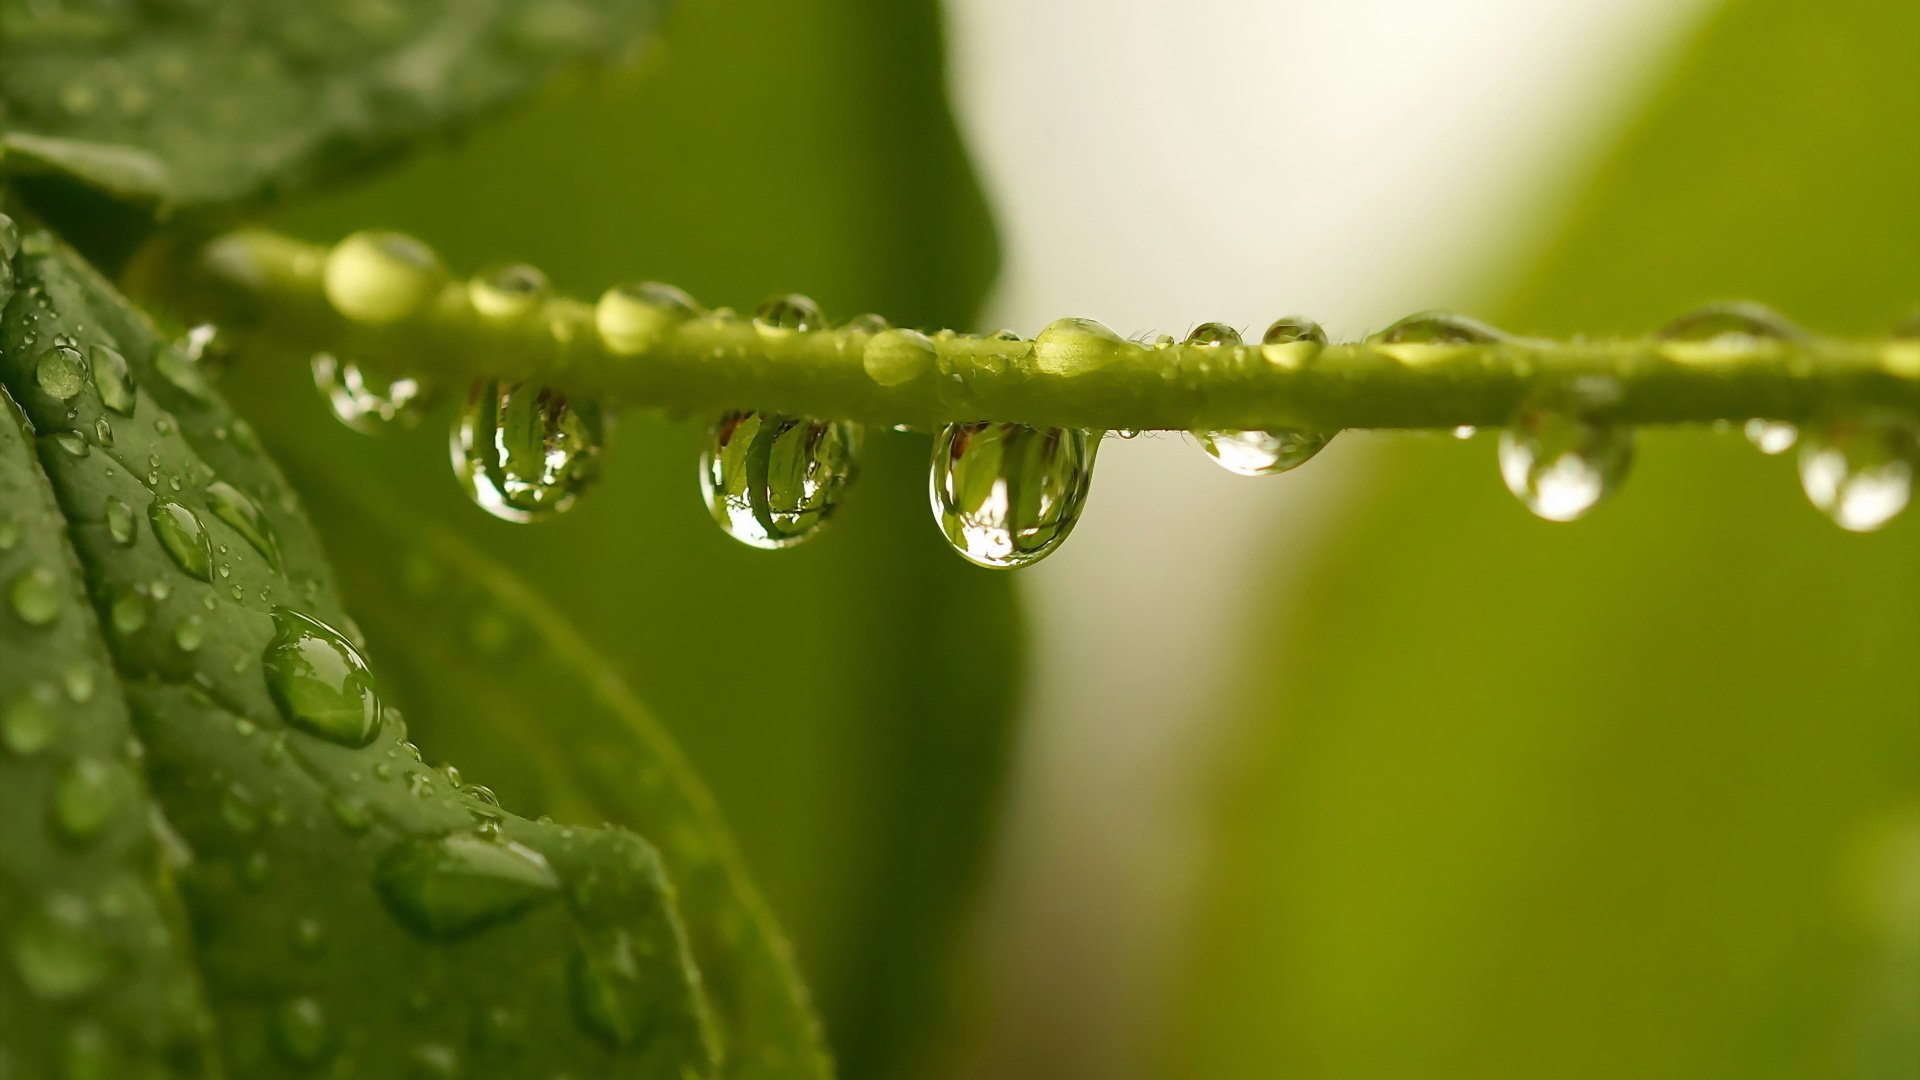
[1165,2,1920,1078]
[0,0,666,208]
[0,225,720,1076]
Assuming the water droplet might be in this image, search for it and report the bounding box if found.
[90,417,113,447]
[35,346,87,400]
[109,588,147,635]
[3,687,60,755]
[1798,413,1918,532]
[89,344,135,415]
[1032,317,1124,377]
[376,833,560,940]
[453,381,604,523]
[1262,316,1329,347]
[930,423,1098,568]
[1184,322,1242,348]
[863,328,937,387]
[752,294,824,335]
[327,796,372,835]
[323,231,447,324]
[291,918,324,957]
[1194,430,1331,476]
[1743,418,1799,455]
[52,758,126,842]
[206,481,280,569]
[1453,425,1478,440]
[468,263,550,322]
[271,996,332,1066]
[1370,310,1505,346]
[595,282,697,355]
[13,896,109,1000]
[153,336,213,402]
[148,499,213,581]
[173,616,205,653]
[311,353,424,433]
[1656,302,1801,353]
[1498,391,1634,522]
[50,431,90,457]
[571,937,656,1049]
[263,608,383,747]
[700,412,861,549]
[10,566,62,625]
[843,313,891,334]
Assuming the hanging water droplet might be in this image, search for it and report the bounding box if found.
[149,499,213,581]
[263,608,383,747]
[452,381,604,523]
[89,344,135,415]
[1194,430,1331,476]
[752,294,824,335]
[3,686,59,755]
[105,497,136,546]
[323,231,447,324]
[206,481,280,569]
[376,832,560,940]
[468,263,550,322]
[930,423,1097,568]
[310,353,424,433]
[862,328,937,387]
[595,282,697,355]
[1743,418,1799,455]
[35,346,87,400]
[700,412,861,550]
[1498,389,1634,522]
[52,758,126,842]
[1797,413,1918,532]
[1032,317,1124,377]
[271,996,332,1067]
[9,566,62,626]
[12,896,109,1000]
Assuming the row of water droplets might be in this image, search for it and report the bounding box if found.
[306,232,1918,568]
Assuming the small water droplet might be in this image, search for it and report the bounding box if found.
[49,431,90,457]
[468,263,550,322]
[1032,317,1124,377]
[323,231,447,324]
[89,344,135,415]
[752,294,824,335]
[700,412,861,549]
[52,758,126,842]
[9,566,62,625]
[1744,418,1799,455]
[843,313,891,335]
[863,328,937,387]
[173,616,205,653]
[35,346,87,400]
[205,481,280,569]
[271,996,332,1066]
[13,896,109,1000]
[109,588,147,635]
[595,282,697,355]
[376,833,560,940]
[327,796,372,835]
[1194,430,1331,476]
[90,417,113,447]
[453,381,604,523]
[1798,413,1918,532]
[263,608,384,747]
[1498,390,1634,522]
[311,353,424,433]
[930,423,1098,568]
[1656,302,1801,351]
[3,686,60,755]
[148,499,213,581]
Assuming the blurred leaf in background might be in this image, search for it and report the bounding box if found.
[1164,0,1920,1077]
[218,0,1022,1076]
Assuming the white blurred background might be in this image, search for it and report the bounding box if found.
[941,1,1710,1073]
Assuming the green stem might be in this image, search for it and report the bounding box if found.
[128,227,1920,433]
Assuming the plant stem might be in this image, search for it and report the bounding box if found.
[129,227,1920,433]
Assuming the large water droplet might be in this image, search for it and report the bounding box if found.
[376,833,560,940]
[263,608,383,747]
[1798,413,1918,532]
[752,294,824,335]
[700,412,861,549]
[1498,393,1634,522]
[930,423,1097,568]
[595,282,697,355]
[310,353,424,433]
[9,566,62,625]
[148,499,213,581]
[1032,317,1124,377]
[453,381,604,523]
[467,263,550,322]
[90,344,135,415]
[35,346,87,400]
[1194,430,1331,476]
[863,328,937,387]
[206,481,280,569]
[322,231,446,324]
[12,897,109,1001]
[1744,418,1799,455]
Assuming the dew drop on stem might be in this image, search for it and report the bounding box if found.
[1797,412,1918,532]
[452,380,605,523]
[930,422,1097,568]
[700,412,861,550]
[1189,323,1333,475]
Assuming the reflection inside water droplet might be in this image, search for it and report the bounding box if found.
[700,412,861,550]
[930,423,1097,568]
[452,381,605,523]
[262,608,383,747]
[1798,413,1918,532]
[1498,391,1634,522]
[311,353,424,433]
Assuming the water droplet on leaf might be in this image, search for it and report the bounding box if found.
[9,567,62,625]
[376,833,560,940]
[12,897,109,1000]
[930,423,1097,568]
[263,608,383,747]
[35,346,87,400]
[271,996,332,1067]
[89,344,135,415]
[52,758,126,842]
[3,687,60,755]
[205,481,280,569]
[149,499,213,581]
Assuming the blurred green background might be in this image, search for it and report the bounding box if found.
[206,0,1919,1076]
